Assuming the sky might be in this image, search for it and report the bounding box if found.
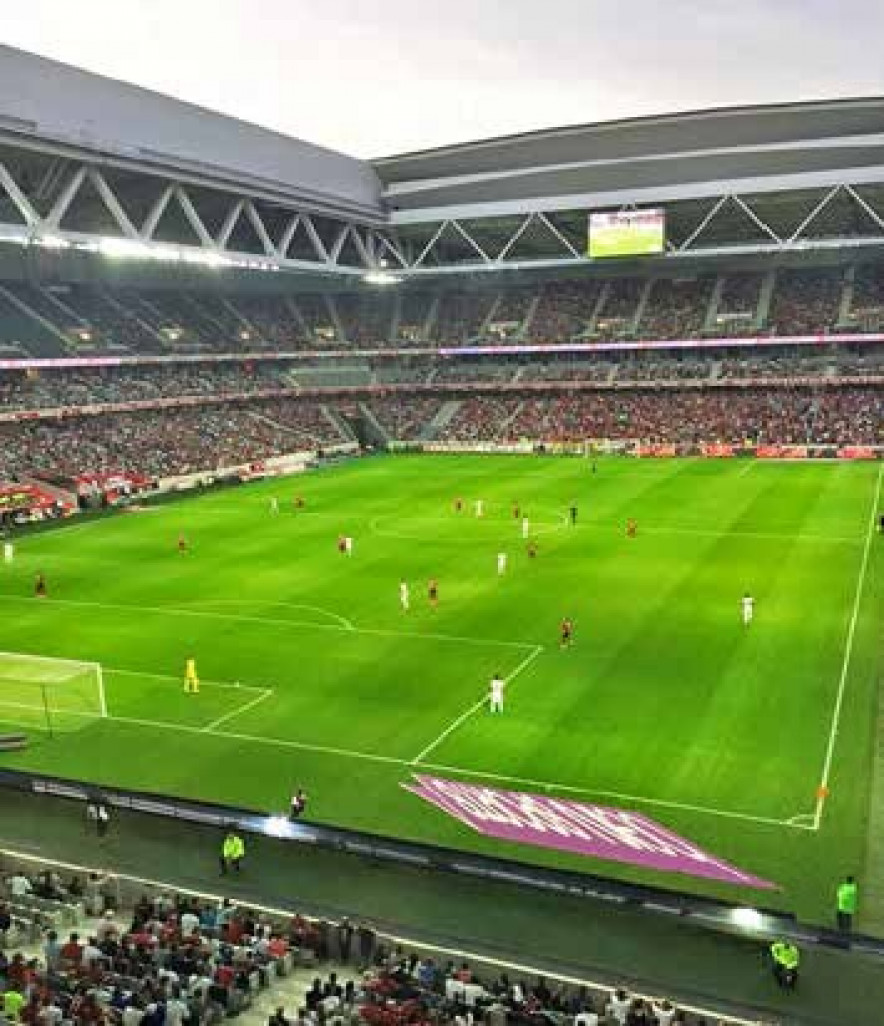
[3,0,884,159]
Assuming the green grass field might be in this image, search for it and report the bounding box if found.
[0,454,881,925]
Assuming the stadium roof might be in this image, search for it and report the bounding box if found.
[374,97,884,220]
[0,45,384,223]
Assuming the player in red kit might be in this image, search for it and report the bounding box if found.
[34,573,47,598]
[428,578,439,609]
[177,533,188,554]
[560,617,573,648]
[454,497,464,513]
[512,502,520,520]
[626,518,637,538]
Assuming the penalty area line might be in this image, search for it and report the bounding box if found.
[202,688,274,732]
[410,644,545,765]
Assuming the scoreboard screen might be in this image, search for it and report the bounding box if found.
[588,209,665,258]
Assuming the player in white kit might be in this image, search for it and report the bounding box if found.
[475,499,484,518]
[269,496,279,515]
[742,593,754,626]
[489,673,505,713]
[399,579,409,611]
[3,541,12,564]
[521,517,530,539]
[497,552,507,576]
[344,536,353,556]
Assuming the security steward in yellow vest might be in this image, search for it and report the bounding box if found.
[220,830,245,875]
[770,940,799,990]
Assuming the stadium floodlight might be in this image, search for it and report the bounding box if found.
[98,237,154,260]
[731,907,763,930]
[263,814,294,838]
[34,235,70,249]
[363,270,402,286]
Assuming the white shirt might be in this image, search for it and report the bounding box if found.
[497,553,506,568]
[9,874,32,896]
[180,912,200,937]
[607,994,630,1025]
[574,1013,599,1026]
[400,583,409,599]
[742,596,754,611]
[652,1005,675,1026]
[490,677,504,701]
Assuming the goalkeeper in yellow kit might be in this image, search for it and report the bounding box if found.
[184,657,200,694]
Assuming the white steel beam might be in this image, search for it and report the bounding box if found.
[277,213,301,258]
[301,215,330,263]
[243,200,277,257]
[140,185,174,240]
[216,199,244,248]
[44,165,87,229]
[0,163,40,227]
[88,169,139,239]
[174,187,216,248]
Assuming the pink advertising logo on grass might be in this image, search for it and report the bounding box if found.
[404,775,775,890]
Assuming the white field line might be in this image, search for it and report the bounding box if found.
[812,461,884,830]
[108,667,269,693]
[0,696,808,829]
[186,600,355,631]
[369,513,570,542]
[411,645,545,765]
[0,595,536,652]
[202,688,273,732]
[417,759,815,831]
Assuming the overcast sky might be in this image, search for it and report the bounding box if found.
[3,0,884,159]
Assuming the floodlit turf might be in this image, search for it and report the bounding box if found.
[0,454,881,924]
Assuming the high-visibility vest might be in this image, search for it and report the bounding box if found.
[837,881,858,914]
[222,835,244,859]
[771,941,800,970]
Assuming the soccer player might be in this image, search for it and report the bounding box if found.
[184,657,200,694]
[399,579,410,612]
[560,617,574,649]
[3,540,13,564]
[177,533,188,554]
[475,499,484,518]
[269,496,279,515]
[289,789,308,821]
[742,592,755,626]
[344,536,353,557]
[454,497,464,514]
[527,540,538,559]
[489,672,505,713]
[569,503,578,526]
[34,573,47,598]
[337,534,347,554]
[626,518,637,538]
[294,495,305,509]
[497,551,507,576]
[521,517,530,539]
[428,577,439,609]
[512,502,520,521]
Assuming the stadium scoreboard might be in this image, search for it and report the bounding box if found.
[588,209,666,258]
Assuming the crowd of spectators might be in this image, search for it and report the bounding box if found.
[367,398,442,440]
[491,387,882,444]
[0,400,347,480]
[1,866,748,1026]
[7,264,884,358]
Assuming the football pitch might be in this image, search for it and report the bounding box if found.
[0,454,881,924]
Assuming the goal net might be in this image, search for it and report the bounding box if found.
[0,651,106,734]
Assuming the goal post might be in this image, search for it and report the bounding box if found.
[0,651,107,736]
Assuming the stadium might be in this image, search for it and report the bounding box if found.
[0,39,882,1026]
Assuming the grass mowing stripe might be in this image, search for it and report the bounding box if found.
[0,596,536,651]
[813,461,884,829]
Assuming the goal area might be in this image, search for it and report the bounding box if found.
[0,651,106,735]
